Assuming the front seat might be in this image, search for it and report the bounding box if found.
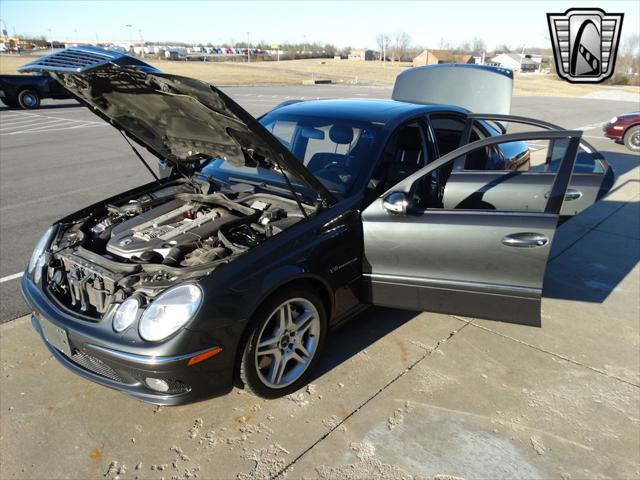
[307,124,354,172]
[385,126,424,186]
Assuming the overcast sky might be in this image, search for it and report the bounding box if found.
[1,0,639,50]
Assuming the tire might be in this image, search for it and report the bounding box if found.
[239,286,327,398]
[17,89,40,109]
[623,126,640,153]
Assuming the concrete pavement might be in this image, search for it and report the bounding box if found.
[1,142,638,479]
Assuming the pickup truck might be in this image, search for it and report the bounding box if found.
[0,73,71,109]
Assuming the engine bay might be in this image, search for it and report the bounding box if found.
[45,179,313,317]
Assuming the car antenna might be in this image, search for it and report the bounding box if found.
[118,130,161,184]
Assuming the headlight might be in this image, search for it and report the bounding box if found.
[28,226,55,274]
[139,284,202,342]
[113,297,140,332]
[610,116,618,124]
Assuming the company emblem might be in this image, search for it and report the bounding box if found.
[547,8,623,83]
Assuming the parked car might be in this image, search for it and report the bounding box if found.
[0,72,71,109]
[603,112,640,152]
[19,48,613,404]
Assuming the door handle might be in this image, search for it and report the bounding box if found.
[544,189,583,201]
[502,232,549,248]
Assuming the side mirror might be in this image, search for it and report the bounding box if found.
[383,192,409,215]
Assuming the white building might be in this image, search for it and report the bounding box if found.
[490,53,538,73]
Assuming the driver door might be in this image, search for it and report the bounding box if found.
[362,127,581,326]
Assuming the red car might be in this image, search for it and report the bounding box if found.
[603,112,640,152]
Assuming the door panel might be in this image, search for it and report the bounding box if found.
[443,171,607,216]
[363,203,559,325]
[445,114,613,217]
[362,126,581,327]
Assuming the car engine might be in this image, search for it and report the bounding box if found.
[44,181,309,317]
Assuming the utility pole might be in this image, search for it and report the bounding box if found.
[48,28,53,53]
[247,31,250,63]
[125,24,133,51]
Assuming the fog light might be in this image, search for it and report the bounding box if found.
[145,377,169,392]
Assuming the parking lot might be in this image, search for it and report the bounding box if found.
[0,87,639,479]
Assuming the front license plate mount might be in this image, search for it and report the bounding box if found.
[39,316,72,357]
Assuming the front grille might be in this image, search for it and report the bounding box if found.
[18,47,116,73]
[70,350,125,383]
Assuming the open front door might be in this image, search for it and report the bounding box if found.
[362,129,582,326]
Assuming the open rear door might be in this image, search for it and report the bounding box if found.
[444,114,615,216]
[392,64,513,114]
[362,127,582,326]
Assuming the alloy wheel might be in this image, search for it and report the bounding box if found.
[254,298,320,388]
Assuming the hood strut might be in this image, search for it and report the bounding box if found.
[276,163,309,219]
[119,130,160,184]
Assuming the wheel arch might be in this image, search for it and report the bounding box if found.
[232,273,334,385]
[624,122,640,134]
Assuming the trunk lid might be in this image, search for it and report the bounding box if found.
[392,64,514,114]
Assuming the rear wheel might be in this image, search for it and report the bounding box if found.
[623,126,640,152]
[17,89,40,109]
[239,287,327,398]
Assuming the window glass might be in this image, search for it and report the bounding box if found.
[411,138,570,213]
[431,116,465,155]
[199,112,380,197]
[367,123,429,201]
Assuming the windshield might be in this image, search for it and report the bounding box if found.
[198,110,380,197]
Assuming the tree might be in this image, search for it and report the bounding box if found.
[471,36,486,54]
[375,33,391,62]
[495,43,512,53]
[391,31,411,62]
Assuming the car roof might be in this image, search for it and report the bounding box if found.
[269,98,467,125]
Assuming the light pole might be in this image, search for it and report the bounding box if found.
[246,31,250,63]
[125,24,133,51]
[48,28,53,53]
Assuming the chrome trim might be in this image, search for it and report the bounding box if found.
[418,209,557,218]
[86,344,221,366]
[363,273,540,298]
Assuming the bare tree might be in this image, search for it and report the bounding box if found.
[471,37,486,54]
[438,38,452,50]
[392,31,411,62]
[375,33,391,62]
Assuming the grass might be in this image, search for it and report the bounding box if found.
[2,54,638,98]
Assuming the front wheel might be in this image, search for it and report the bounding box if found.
[239,287,327,398]
[17,89,40,109]
[623,126,640,152]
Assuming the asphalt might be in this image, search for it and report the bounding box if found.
[0,86,638,479]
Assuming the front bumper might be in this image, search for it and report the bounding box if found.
[602,122,624,141]
[21,275,236,405]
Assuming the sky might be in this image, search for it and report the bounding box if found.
[1,0,639,50]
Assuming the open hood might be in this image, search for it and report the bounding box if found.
[392,64,513,115]
[19,47,335,206]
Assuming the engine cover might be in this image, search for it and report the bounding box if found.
[106,200,238,259]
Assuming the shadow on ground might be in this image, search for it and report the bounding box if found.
[0,101,79,111]
[310,306,420,382]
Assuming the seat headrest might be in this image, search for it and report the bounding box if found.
[397,127,422,151]
[329,125,354,144]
